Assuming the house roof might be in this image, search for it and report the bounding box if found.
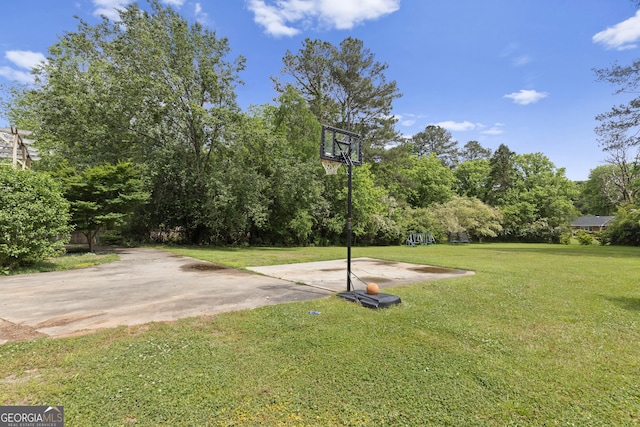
[570,216,614,227]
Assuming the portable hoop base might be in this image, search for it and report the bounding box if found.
[337,290,402,309]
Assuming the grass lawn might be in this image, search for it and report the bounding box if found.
[1,243,639,426]
[4,248,119,275]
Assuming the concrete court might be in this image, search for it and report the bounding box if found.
[0,248,473,343]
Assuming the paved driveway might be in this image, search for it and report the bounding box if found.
[0,248,330,342]
[0,248,473,343]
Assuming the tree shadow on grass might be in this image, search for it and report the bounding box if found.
[604,296,640,311]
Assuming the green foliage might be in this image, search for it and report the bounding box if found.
[593,230,607,246]
[16,0,245,245]
[454,158,490,200]
[487,143,516,204]
[601,204,640,246]
[63,162,148,251]
[244,89,324,246]
[460,140,492,161]
[3,2,593,248]
[594,58,640,160]
[575,229,594,245]
[491,152,578,242]
[560,232,572,245]
[323,164,402,245]
[398,207,445,242]
[576,165,619,215]
[275,37,401,160]
[370,143,415,205]
[409,125,460,167]
[5,251,118,275]
[404,153,455,208]
[431,196,503,242]
[0,167,71,269]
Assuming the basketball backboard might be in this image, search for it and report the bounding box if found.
[320,125,362,166]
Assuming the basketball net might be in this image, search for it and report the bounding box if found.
[321,158,342,175]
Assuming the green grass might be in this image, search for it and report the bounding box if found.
[2,243,640,426]
[5,250,119,275]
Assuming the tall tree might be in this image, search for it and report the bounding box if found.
[274,37,402,160]
[403,153,455,208]
[594,57,640,199]
[409,125,460,167]
[241,88,324,245]
[576,165,619,215]
[602,146,639,205]
[460,140,492,161]
[487,144,517,205]
[594,58,640,154]
[454,158,491,200]
[14,0,245,243]
[496,153,578,241]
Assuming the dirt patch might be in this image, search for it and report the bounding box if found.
[411,266,463,274]
[372,260,399,266]
[181,263,227,272]
[1,369,41,385]
[36,313,106,329]
[0,319,45,342]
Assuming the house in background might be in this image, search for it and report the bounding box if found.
[570,216,614,233]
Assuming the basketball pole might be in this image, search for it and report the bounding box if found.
[343,150,354,292]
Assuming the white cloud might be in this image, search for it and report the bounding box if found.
[5,50,46,69]
[434,120,477,131]
[246,0,400,37]
[394,113,417,127]
[0,66,34,84]
[501,43,532,66]
[0,50,46,84]
[593,10,640,50]
[92,0,130,20]
[504,89,548,105]
[513,54,532,66]
[481,123,505,135]
[92,0,184,20]
[194,2,208,24]
[247,0,300,36]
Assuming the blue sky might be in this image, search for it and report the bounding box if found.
[1,0,640,180]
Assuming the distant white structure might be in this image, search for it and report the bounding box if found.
[0,126,40,169]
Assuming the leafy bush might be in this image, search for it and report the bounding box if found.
[575,230,593,245]
[431,196,503,242]
[513,218,562,243]
[398,206,445,242]
[0,167,71,269]
[593,231,607,246]
[601,206,640,246]
[560,232,572,245]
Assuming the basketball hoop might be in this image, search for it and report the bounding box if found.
[321,158,342,175]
